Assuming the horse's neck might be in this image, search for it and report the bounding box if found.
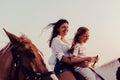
[0,42,13,80]
[95,58,120,80]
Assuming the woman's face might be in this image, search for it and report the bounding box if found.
[58,23,69,37]
[79,30,89,43]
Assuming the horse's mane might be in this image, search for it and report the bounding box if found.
[98,58,119,68]
[0,42,13,79]
[19,34,32,43]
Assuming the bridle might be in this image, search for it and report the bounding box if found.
[8,44,54,80]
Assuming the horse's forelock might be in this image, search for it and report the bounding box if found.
[19,36,48,72]
[19,35,31,43]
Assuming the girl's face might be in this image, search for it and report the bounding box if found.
[79,30,89,43]
[58,23,69,37]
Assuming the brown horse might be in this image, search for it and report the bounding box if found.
[0,29,58,80]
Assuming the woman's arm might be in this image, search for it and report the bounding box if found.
[51,38,64,61]
[61,56,72,64]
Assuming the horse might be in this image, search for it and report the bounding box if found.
[93,58,120,80]
[1,29,119,80]
[0,29,58,80]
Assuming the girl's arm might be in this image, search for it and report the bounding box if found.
[71,44,93,64]
[71,56,93,64]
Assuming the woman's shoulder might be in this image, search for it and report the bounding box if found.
[52,35,71,45]
[51,36,62,46]
[52,35,61,42]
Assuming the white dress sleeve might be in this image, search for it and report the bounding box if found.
[51,38,64,61]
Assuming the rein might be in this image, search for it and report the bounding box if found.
[89,68,105,80]
[8,45,53,80]
[21,64,54,80]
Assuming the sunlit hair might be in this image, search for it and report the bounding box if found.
[68,26,89,53]
[47,19,69,47]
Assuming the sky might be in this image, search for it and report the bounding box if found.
[0,0,120,66]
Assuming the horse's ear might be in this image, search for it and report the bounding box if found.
[3,28,20,43]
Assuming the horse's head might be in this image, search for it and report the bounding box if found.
[3,29,58,80]
[95,58,120,80]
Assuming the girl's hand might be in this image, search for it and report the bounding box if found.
[93,55,99,62]
[91,55,99,68]
[86,57,94,62]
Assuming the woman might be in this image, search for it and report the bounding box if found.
[47,19,93,80]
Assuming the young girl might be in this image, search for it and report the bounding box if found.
[68,26,98,80]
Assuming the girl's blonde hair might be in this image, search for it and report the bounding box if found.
[68,26,89,54]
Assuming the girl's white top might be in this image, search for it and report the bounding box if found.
[73,43,87,57]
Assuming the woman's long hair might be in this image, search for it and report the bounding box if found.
[46,19,69,47]
[68,26,89,54]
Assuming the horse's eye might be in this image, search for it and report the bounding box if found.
[25,52,35,58]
